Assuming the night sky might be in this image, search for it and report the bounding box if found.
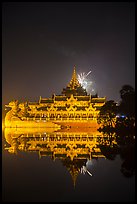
[2,2,135,107]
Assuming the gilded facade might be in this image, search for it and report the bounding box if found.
[5,67,106,128]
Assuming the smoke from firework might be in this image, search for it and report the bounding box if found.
[77,71,95,93]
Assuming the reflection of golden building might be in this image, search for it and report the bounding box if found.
[5,67,106,128]
[4,128,117,186]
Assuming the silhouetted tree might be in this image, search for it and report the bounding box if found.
[115,117,135,136]
[99,145,118,160]
[120,144,135,178]
[119,85,135,118]
[97,100,118,128]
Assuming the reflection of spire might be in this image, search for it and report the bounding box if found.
[62,158,86,188]
[67,66,81,89]
[69,165,80,188]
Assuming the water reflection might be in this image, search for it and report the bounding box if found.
[3,127,135,202]
[4,128,99,185]
[4,126,135,188]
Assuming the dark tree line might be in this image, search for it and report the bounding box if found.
[97,85,135,178]
[97,84,135,134]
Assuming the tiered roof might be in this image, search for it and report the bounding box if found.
[62,66,87,96]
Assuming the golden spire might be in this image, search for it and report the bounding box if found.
[67,66,81,89]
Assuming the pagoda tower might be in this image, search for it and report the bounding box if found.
[67,66,81,89]
[62,66,87,96]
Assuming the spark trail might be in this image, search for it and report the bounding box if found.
[77,70,94,93]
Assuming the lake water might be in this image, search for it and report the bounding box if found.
[2,127,135,202]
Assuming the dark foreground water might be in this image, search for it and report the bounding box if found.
[2,128,135,202]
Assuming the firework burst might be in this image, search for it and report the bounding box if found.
[77,70,94,93]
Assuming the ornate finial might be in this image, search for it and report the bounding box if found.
[73,65,76,73]
[67,66,81,89]
[72,66,76,80]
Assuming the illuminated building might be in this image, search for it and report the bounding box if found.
[5,67,106,128]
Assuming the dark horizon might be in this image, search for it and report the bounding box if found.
[2,2,135,106]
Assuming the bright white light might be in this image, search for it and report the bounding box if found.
[80,165,92,176]
[77,70,94,93]
[86,159,93,167]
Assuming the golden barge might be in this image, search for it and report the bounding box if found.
[5,67,106,128]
